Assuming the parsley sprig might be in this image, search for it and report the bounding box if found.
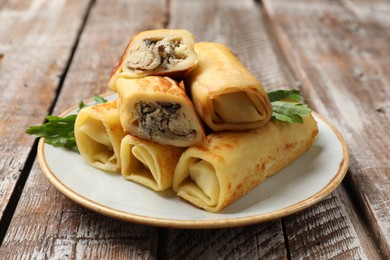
[26,96,107,152]
[267,89,312,124]
[26,114,79,152]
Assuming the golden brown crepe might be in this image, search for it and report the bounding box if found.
[120,135,184,191]
[173,113,318,212]
[116,76,205,147]
[185,42,273,131]
[109,29,198,91]
[75,100,126,173]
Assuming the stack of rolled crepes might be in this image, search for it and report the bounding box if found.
[74,29,318,212]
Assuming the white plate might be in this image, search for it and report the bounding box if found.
[38,93,349,228]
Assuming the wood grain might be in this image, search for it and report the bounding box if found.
[0,0,91,224]
[284,192,382,259]
[161,221,285,259]
[0,0,167,258]
[0,163,158,258]
[169,0,291,91]
[263,0,390,258]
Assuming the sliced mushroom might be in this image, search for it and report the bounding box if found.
[135,101,195,140]
[126,47,161,70]
[126,39,182,71]
[168,117,195,137]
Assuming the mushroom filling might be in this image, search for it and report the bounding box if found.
[135,101,196,140]
[126,38,185,71]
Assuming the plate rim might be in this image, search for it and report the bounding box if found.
[37,95,349,229]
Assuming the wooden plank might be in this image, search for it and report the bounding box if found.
[0,163,158,258]
[0,0,91,223]
[284,191,382,259]
[169,0,291,91]
[0,0,167,257]
[263,0,390,258]
[161,221,285,259]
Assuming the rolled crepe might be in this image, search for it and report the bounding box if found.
[109,29,198,91]
[116,76,205,147]
[185,42,273,131]
[75,100,126,173]
[173,113,318,212]
[120,135,184,191]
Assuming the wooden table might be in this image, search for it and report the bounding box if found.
[0,0,389,258]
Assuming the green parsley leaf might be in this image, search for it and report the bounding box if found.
[92,95,108,104]
[26,95,108,152]
[26,114,78,152]
[267,89,303,102]
[79,95,108,110]
[271,101,311,123]
[267,90,312,124]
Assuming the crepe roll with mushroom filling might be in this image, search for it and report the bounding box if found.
[117,76,205,147]
[75,100,126,173]
[109,29,198,91]
[173,113,318,212]
[185,42,272,131]
[120,135,184,191]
